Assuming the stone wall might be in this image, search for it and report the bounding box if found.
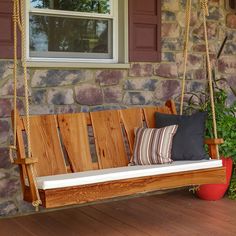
[0,0,235,217]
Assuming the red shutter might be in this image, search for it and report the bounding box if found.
[229,0,236,9]
[0,0,21,59]
[128,0,161,62]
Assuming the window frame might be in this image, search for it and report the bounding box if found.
[25,0,120,64]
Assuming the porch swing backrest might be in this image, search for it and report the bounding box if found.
[18,102,174,178]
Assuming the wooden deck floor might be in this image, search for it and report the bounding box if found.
[1,190,236,236]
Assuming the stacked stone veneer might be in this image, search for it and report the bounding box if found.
[0,0,235,217]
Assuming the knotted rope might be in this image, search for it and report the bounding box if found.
[10,0,42,211]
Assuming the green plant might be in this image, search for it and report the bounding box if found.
[229,174,236,199]
[184,36,236,199]
[205,91,236,157]
[185,82,236,199]
[209,90,236,200]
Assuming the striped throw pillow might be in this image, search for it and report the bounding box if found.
[132,125,178,165]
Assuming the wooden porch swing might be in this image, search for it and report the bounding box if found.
[9,0,225,211]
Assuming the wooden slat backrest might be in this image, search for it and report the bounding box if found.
[17,100,177,176]
[57,113,94,172]
[119,108,143,154]
[22,115,67,177]
[143,106,173,128]
[90,110,129,169]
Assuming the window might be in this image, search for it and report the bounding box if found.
[26,0,125,63]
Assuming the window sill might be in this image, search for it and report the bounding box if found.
[26,61,131,69]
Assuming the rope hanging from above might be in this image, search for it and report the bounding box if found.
[9,0,19,164]
[200,0,219,159]
[180,0,192,116]
[180,0,219,159]
[9,0,42,211]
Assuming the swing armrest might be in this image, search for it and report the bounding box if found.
[204,138,224,145]
[204,138,224,159]
[14,158,38,165]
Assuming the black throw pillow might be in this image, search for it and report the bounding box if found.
[155,112,209,161]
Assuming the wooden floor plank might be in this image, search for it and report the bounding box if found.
[146,192,236,235]
[1,190,236,236]
[95,198,191,236]
[166,192,236,230]
[134,195,223,235]
[46,210,88,236]
[48,207,125,236]
[118,197,191,235]
[80,205,147,236]
[174,192,236,233]
[0,218,35,236]
[93,200,165,236]
[12,214,72,236]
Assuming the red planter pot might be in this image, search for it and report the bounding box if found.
[196,157,233,201]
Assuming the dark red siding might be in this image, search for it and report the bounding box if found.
[128,0,161,62]
[0,0,21,59]
[229,0,236,9]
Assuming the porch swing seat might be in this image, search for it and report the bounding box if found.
[14,100,226,209]
[30,160,223,190]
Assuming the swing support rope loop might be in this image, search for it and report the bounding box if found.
[9,0,19,164]
[20,0,42,211]
[180,0,192,115]
[180,0,219,159]
[10,0,42,211]
[200,0,219,159]
[20,0,32,158]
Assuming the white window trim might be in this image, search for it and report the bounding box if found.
[25,0,129,67]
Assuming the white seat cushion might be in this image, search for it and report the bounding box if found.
[32,160,222,190]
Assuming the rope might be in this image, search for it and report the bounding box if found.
[20,0,32,158]
[16,0,22,32]
[32,200,41,212]
[11,0,42,211]
[200,0,219,159]
[179,0,219,158]
[180,0,192,115]
[20,0,42,210]
[9,0,19,164]
[13,0,17,148]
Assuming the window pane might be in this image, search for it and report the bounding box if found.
[30,0,111,14]
[29,14,112,59]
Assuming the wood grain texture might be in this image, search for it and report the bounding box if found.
[12,111,44,201]
[78,206,145,236]
[208,144,218,160]
[58,113,94,172]
[15,101,227,209]
[204,139,224,159]
[143,106,172,128]
[22,167,225,208]
[120,108,143,154]
[22,115,67,177]
[14,110,27,191]
[13,158,38,165]
[165,100,177,114]
[0,219,34,236]
[91,110,129,169]
[205,138,224,145]
[13,111,42,203]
